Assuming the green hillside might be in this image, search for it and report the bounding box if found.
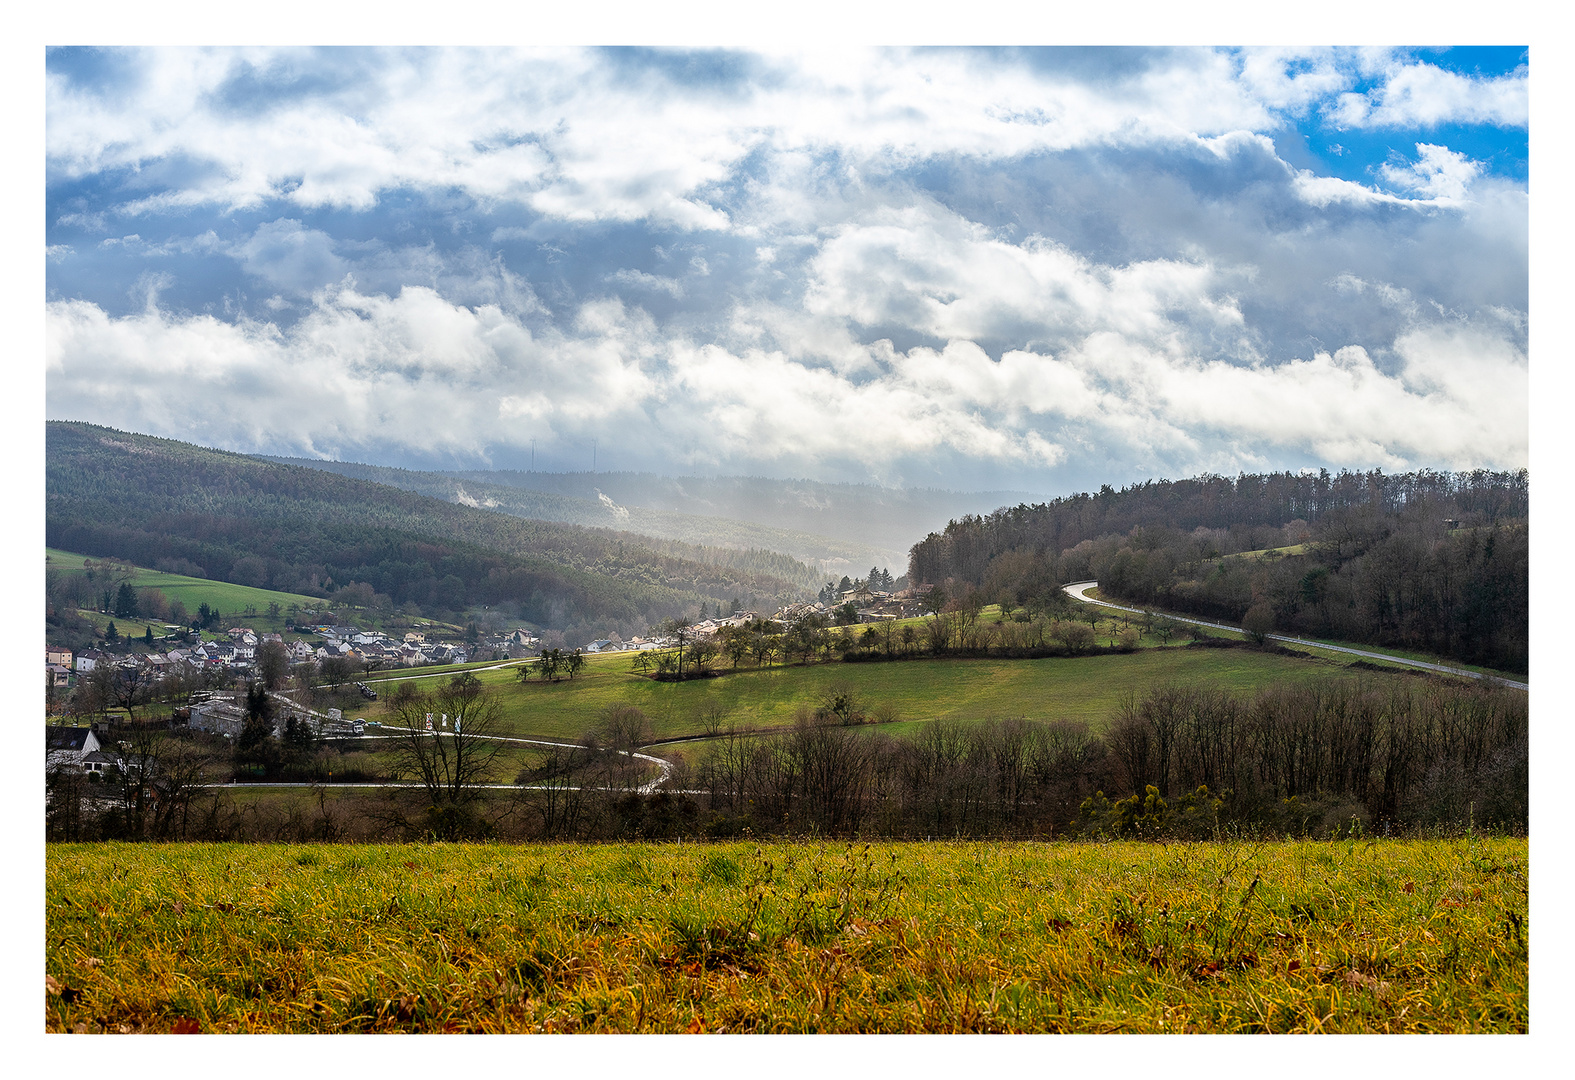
[46,422,814,638]
[47,548,326,619]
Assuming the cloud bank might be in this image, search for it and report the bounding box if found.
[46,46,1527,492]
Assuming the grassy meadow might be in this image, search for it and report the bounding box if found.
[47,548,326,623]
[46,548,459,638]
[45,837,1527,1033]
[361,642,1430,746]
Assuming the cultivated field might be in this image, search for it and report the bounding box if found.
[45,837,1527,1033]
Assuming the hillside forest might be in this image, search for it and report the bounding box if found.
[46,422,817,643]
[908,469,1527,673]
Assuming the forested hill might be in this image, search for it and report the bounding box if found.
[262,456,898,580]
[45,422,815,636]
[909,469,1528,673]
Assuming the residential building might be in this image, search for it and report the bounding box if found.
[46,725,102,771]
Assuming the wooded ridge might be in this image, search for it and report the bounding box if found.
[909,469,1528,672]
[46,422,814,637]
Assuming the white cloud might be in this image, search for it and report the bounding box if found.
[606,269,684,298]
[1379,143,1483,201]
[45,242,1528,482]
[1327,60,1527,129]
[43,47,1528,486]
[49,47,1497,231]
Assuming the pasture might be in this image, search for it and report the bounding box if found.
[365,643,1428,746]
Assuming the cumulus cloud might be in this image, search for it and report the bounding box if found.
[1379,144,1483,201]
[46,47,1502,229]
[45,46,1527,490]
[1327,60,1527,129]
[45,253,1527,485]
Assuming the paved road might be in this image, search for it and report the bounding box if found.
[1062,580,1528,691]
[322,655,535,693]
[345,728,674,794]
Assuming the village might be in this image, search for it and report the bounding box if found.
[43,576,931,777]
[47,577,925,694]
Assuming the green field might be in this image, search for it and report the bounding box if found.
[360,642,1395,746]
[48,548,327,623]
[44,837,1527,1033]
[47,548,459,637]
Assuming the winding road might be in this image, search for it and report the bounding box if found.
[1062,581,1527,691]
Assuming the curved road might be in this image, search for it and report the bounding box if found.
[220,731,677,795]
[1062,580,1527,691]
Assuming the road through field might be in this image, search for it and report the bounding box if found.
[1063,581,1528,690]
[218,731,679,794]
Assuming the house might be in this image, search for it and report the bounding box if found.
[81,749,120,779]
[74,648,106,673]
[47,663,72,688]
[583,639,617,653]
[46,725,102,771]
[47,646,73,668]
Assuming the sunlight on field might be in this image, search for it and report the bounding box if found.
[368,646,1398,744]
[45,838,1526,1033]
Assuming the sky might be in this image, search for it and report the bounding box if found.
[43,45,1529,494]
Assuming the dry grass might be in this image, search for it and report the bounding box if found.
[45,837,1526,1033]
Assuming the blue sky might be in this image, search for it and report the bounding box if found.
[44,46,1528,494]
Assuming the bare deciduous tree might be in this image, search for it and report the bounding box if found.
[387,672,509,837]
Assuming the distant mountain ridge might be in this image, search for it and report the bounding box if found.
[261,457,902,577]
[261,457,1042,576]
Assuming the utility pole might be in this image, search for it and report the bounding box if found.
[531,438,535,471]
[592,438,597,474]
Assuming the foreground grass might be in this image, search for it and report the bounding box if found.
[45,838,1526,1033]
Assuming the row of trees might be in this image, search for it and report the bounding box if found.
[621,599,1148,681]
[682,677,1524,839]
[517,648,586,683]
